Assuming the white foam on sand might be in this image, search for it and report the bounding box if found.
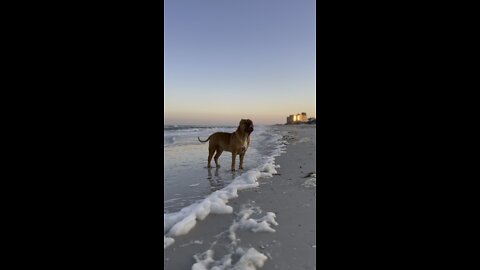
[303,173,316,188]
[191,204,277,269]
[233,247,268,270]
[303,178,316,188]
[164,132,286,249]
[164,236,175,249]
[228,207,278,244]
[192,247,268,270]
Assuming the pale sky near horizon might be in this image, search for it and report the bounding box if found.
[164,0,316,125]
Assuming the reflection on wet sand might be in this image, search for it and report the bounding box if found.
[207,167,238,191]
[207,167,223,191]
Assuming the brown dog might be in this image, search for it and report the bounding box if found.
[198,119,254,171]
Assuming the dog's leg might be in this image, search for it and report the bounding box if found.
[214,148,223,168]
[239,153,245,170]
[231,151,237,171]
[208,147,215,168]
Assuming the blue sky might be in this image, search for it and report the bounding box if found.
[164,0,316,125]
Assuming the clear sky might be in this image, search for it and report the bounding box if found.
[164,0,316,125]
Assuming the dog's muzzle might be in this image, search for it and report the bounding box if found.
[247,126,254,132]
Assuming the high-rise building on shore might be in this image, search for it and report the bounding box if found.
[286,112,308,124]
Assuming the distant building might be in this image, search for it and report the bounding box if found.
[286,115,295,124]
[301,112,307,122]
[286,112,308,124]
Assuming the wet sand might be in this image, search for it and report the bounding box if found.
[164,124,316,269]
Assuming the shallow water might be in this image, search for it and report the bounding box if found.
[164,125,280,213]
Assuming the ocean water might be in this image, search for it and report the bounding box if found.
[164,125,284,214]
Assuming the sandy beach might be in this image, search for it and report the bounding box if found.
[164,124,316,270]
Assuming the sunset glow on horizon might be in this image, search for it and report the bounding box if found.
[164,0,316,126]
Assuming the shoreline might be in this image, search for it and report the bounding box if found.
[164,125,316,269]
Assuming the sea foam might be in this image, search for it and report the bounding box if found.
[228,206,278,244]
[192,247,268,270]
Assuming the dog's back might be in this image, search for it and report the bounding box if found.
[209,132,233,151]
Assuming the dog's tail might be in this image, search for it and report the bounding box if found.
[198,135,211,143]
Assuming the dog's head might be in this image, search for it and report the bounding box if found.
[240,119,254,134]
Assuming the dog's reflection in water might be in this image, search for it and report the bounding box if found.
[207,167,223,191]
[207,168,239,192]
